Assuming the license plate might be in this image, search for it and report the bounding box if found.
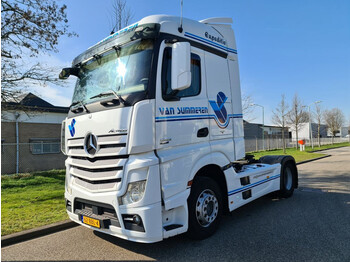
[82,216,100,228]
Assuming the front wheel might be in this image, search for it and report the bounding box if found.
[187,177,222,240]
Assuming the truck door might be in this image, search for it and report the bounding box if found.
[205,51,233,139]
[155,42,209,149]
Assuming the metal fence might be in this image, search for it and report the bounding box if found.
[245,137,350,152]
[1,138,349,174]
[1,142,66,175]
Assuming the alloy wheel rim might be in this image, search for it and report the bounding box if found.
[196,189,219,227]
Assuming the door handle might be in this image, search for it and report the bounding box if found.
[197,127,209,138]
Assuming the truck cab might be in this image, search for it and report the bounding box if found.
[61,15,297,243]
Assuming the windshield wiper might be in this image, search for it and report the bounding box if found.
[70,101,90,113]
[90,90,129,106]
[90,92,115,99]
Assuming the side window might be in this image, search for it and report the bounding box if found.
[162,47,201,100]
[30,138,60,154]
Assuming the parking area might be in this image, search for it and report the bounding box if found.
[2,147,350,262]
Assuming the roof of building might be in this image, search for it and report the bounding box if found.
[2,93,69,113]
[243,120,288,129]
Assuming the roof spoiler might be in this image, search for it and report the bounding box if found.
[199,17,233,24]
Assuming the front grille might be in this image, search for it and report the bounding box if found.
[74,177,120,191]
[67,134,127,192]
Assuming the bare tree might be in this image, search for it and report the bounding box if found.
[348,116,350,142]
[1,0,77,102]
[272,94,289,153]
[287,93,307,148]
[324,108,345,144]
[314,103,323,147]
[301,110,310,122]
[242,93,255,122]
[110,0,134,34]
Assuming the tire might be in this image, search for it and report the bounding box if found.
[187,176,223,240]
[279,161,296,198]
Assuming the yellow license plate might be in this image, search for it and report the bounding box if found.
[82,216,100,228]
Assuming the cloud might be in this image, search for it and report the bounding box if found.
[30,82,73,106]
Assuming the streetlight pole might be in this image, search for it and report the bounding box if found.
[251,104,265,150]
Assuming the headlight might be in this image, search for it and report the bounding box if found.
[61,120,66,155]
[121,180,146,205]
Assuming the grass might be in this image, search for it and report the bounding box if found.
[306,142,350,152]
[1,169,68,236]
[248,142,350,163]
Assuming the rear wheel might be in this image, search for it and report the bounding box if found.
[279,162,296,198]
[187,176,222,240]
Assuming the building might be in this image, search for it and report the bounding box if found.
[243,121,290,152]
[327,126,349,137]
[244,121,290,139]
[289,122,328,141]
[1,93,69,174]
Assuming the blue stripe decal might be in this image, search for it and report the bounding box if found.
[155,114,243,122]
[156,114,211,120]
[184,32,237,54]
[228,174,280,196]
[156,117,209,122]
[229,114,243,118]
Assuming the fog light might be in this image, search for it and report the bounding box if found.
[133,215,141,225]
[66,199,72,212]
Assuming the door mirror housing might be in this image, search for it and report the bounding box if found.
[171,42,191,91]
[59,67,80,80]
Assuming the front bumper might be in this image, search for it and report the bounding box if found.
[65,153,163,243]
[65,195,162,243]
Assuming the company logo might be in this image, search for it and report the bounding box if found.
[209,92,229,128]
[84,133,99,156]
[68,119,76,137]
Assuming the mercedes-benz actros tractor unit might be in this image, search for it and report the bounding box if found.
[60,15,298,243]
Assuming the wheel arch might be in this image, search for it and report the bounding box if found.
[193,164,229,213]
[259,155,298,189]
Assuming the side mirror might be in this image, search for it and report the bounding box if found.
[171,42,191,91]
[59,67,80,80]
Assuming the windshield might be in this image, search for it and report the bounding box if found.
[72,39,154,105]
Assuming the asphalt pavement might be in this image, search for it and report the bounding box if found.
[2,147,350,262]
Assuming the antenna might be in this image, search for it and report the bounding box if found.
[178,0,183,33]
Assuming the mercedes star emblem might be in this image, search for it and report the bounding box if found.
[84,133,99,156]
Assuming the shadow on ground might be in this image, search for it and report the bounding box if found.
[87,188,350,262]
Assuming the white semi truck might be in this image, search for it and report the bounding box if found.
[60,15,298,243]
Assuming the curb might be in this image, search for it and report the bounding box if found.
[1,220,77,247]
[296,154,331,165]
[308,145,350,153]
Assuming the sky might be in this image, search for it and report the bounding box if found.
[31,0,350,125]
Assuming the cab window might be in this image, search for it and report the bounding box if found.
[162,47,201,100]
